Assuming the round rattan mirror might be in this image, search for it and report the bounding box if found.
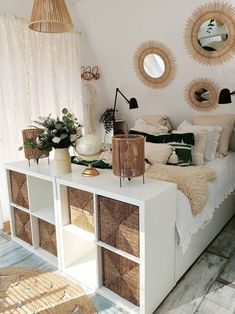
[185,78,219,112]
[133,41,176,89]
[184,1,235,65]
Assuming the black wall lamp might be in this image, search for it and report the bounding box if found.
[112,88,138,121]
[218,88,235,104]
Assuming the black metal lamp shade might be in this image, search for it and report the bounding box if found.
[218,88,235,104]
[112,88,139,121]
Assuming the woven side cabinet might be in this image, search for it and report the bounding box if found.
[6,160,59,269]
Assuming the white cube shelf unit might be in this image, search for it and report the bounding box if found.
[5,160,59,268]
[5,161,177,314]
[56,164,177,314]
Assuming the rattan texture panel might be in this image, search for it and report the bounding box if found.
[68,187,94,233]
[98,196,139,257]
[10,171,29,209]
[39,219,57,256]
[102,248,140,306]
[14,207,32,245]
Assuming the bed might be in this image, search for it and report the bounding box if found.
[130,115,235,287]
[175,150,235,282]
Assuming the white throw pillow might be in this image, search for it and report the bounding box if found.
[173,129,208,166]
[131,119,169,135]
[192,115,235,156]
[145,143,173,165]
[177,120,222,161]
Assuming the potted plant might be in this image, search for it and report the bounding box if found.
[20,108,83,174]
[100,108,114,144]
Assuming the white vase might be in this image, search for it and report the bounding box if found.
[53,148,71,175]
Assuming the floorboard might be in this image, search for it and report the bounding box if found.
[154,252,228,314]
[195,281,235,314]
[0,216,234,313]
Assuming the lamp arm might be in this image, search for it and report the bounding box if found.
[117,88,130,103]
[112,88,119,121]
[231,91,235,95]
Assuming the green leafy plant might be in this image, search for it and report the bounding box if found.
[100,108,114,143]
[19,108,83,154]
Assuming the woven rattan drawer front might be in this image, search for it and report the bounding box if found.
[10,171,29,209]
[13,207,32,245]
[102,248,140,306]
[39,219,57,256]
[68,187,94,233]
[98,196,139,257]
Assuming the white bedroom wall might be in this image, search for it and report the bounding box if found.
[72,0,235,133]
[1,0,234,134]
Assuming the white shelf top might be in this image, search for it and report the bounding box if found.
[31,206,55,224]
[58,164,175,206]
[63,224,95,242]
[5,159,54,181]
[5,160,176,205]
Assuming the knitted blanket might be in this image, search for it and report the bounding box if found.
[145,164,216,215]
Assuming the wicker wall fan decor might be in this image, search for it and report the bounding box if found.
[29,0,73,33]
[185,78,219,112]
[184,1,235,65]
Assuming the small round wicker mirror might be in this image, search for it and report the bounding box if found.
[185,78,219,112]
[184,1,235,65]
[133,41,176,89]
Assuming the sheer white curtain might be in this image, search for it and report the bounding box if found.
[0,14,83,227]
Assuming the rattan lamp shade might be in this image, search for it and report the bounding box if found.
[112,135,145,185]
[29,0,73,33]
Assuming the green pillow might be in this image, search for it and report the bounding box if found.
[169,143,192,166]
[129,130,195,145]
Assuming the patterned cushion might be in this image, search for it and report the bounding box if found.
[129,130,195,145]
[131,119,169,135]
[173,130,208,166]
[142,114,173,131]
[169,143,192,166]
[177,120,222,161]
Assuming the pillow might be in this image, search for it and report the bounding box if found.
[131,119,169,135]
[169,143,192,166]
[142,115,173,131]
[145,143,173,165]
[177,120,222,161]
[129,130,195,145]
[192,115,235,156]
[173,130,207,166]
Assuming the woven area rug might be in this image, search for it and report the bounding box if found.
[0,267,97,313]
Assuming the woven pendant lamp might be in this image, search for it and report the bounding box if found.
[29,0,73,33]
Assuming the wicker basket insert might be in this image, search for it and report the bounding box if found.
[10,171,29,209]
[68,187,94,233]
[102,248,140,306]
[14,207,32,245]
[98,196,139,257]
[39,219,57,256]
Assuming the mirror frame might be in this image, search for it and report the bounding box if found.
[133,40,176,89]
[184,1,235,65]
[185,78,219,112]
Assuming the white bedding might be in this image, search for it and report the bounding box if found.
[177,152,235,254]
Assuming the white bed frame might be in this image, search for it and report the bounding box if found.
[175,190,235,282]
[175,137,235,283]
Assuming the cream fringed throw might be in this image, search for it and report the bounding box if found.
[145,164,216,215]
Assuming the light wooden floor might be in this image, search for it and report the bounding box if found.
[0,216,235,314]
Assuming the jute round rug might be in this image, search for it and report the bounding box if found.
[0,268,97,313]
